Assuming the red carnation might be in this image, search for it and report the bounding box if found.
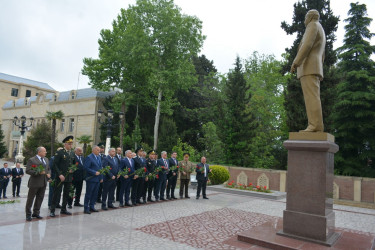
[32,165,37,168]
[264,186,267,189]
[128,168,131,172]
[110,168,112,170]
[72,177,74,180]
[76,162,79,165]
[144,167,147,172]
[161,166,165,169]
[156,174,159,179]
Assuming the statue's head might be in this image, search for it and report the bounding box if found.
[304,9,320,26]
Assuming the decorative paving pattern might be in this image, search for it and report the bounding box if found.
[137,207,276,249]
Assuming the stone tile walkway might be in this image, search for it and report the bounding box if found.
[0,172,374,249]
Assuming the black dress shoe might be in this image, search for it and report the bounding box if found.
[203,197,209,199]
[108,205,117,209]
[16,195,20,197]
[119,204,125,207]
[90,208,99,212]
[97,199,102,203]
[32,214,43,219]
[84,210,91,214]
[166,196,170,200]
[196,197,199,199]
[102,206,108,210]
[125,203,133,207]
[3,196,7,199]
[56,204,62,209]
[160,198,166,201]
[155,199,159,202]
[136,200,143,204]
[185,196,190,199]
[172,196,177,199]
[61,210,72,215]
[74,203,84,207]
[68,205,72,209]
[50,212,55,217]
[180,196,183,199]
[26,216,32,221]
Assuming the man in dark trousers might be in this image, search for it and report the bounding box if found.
[25,147,51,221]
[196,157,210,200]
[97,143,106,203]
[47,147,62,209]
[145,150,156,202]
[83,145,103,214]
[115,147,123,201]
[101,148,119,210]
[12,162,24,197]
[132,146,146,205]
[0,163,11,199]
[68,147,84,208]
[155,151,169,201]
[166,151,178,200]
[50,136,74,217]
[119,150,135,207]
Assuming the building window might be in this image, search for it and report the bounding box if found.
[60,119,65,132]
[71,90,76,100]
[69,118,74,132]
[26,90,31,97]
[11,88,18,97]
[54,94,57,102]
[36,93,39,96]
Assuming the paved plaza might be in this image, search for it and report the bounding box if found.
[0,163,374,249]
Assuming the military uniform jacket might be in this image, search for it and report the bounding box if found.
[178,160,194,180]
[146,158,156,175]
[53,148,74,183]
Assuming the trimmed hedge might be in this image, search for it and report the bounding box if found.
[209,165,230,185]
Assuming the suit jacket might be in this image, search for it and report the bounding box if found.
[102,155,119,180]
[156,158,169,180]
[116,154,123,162]
[134,156,147,173]
[12,168,24,183]
[293,20,326,79]
[119,157,135,180]
[167,158,178,179]
[0,167,11,183]
[26,156,51,188]
[196,163,210,181]
[73,154,85,182]
[84,153,103,183]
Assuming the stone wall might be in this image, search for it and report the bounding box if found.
[226,166,375,204]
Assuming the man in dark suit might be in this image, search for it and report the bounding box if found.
[47,147,63,209]
[68,147,84,208]
[132,146,146,205]
[97,143,106,203]
[25,147,51,221]
[83,145,103,214]
[196,157,210,200]
[0,163,12,199]
[12,162,24,197]
[155,151,169,201]
[145,150,156,202]
[118,150,135,207]
[166,151,178,200]
[50,136,74,217]
[115,147,123,201]
[101,148,119,210]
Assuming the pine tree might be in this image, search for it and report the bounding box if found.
[0,125,7,158]
[333,2,375,177]
[281,0,339,133]
[223,56,253,166]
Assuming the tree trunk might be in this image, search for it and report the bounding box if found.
[120,101,126,150]
[51,119,56,157]
[83,143,87,157]
[153,89,162,150]
[135,103,139,149]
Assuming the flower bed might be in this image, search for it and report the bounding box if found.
[225,180,272,193]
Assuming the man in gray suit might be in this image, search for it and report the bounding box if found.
[291,9,326,132]
[25,147,51,221]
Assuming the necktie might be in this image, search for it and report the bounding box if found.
[164,160,168,168]
[128,158,132,168]
[79,156,82,165]
[96,155,100,164]
[17,168,19,173]
[41,158,46,166]
[174,159,177,165]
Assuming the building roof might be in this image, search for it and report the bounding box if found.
[3,88,116,109]
[0,72,55,91]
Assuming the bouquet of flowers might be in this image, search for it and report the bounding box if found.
[118,168,131,178]
[196,165,205,173]
[169,165,179,172]
[69,184,75,198]
[130,167,147,177]
[31,164,45,174]
[68,162,79,173]
[86,166,112,181]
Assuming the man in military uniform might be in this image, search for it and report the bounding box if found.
[178,153,194,199]
[97,143,106,203]
[132,146,146,205]
[50,136,75,217]
[145,150,157,202]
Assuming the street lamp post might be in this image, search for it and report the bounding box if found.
[13,115,34,164]
[98,109,124,155]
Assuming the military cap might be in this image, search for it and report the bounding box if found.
[183,152,190,157]
[98,142,105,148]
[62,135,74,143]
[135,146,144,154]
[147,150,156,155]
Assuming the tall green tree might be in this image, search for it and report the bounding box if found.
[281,0,339,133]
[45,110,64,156]
[158,116,178,153]
[223,56,253,166]
[245,52,289,169]
[0,125,7,158]
[76,135,93,157]
[333,2,375,177]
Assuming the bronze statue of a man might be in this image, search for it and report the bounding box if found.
[291,9,326,132]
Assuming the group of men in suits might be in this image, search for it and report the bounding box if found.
[0,162,25,199]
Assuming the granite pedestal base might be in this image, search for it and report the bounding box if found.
[279,133,339,246]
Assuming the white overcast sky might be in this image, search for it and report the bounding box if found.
[0,0,374,91]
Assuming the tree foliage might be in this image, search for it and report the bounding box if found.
[333,2,375,177]
[0,125,7,158]
[45,110,64,156]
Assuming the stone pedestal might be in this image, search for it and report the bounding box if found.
[277,132,340,246]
